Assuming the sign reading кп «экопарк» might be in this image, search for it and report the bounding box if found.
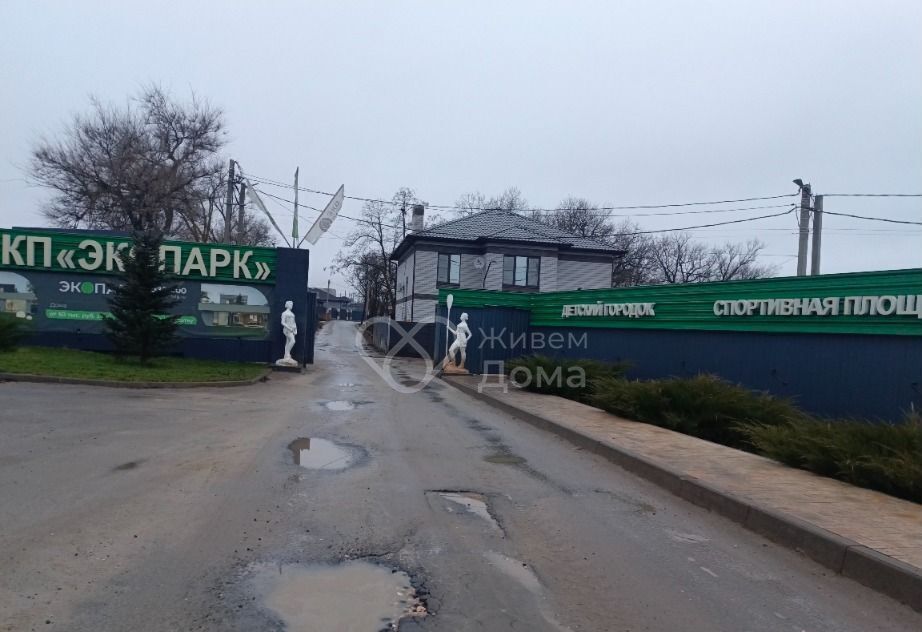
[0,227,278,339]
[439,268,922,336]
[0,228,275,282]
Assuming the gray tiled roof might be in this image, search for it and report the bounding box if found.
[394,209,621,258]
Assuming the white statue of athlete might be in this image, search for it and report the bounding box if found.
[277,300,298,366]
[445,312,472,370]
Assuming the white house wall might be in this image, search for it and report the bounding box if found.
[539,256,558,292]
[396,255,412,321]
[394,246,613,322]
[412,298,437,322]
[413,250,438,295]
[481,251,505,291]
[556,258,612,290]
[459,253,482,289]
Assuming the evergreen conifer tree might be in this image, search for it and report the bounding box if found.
[105,229,179,363]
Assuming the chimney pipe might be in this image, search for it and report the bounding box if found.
[410,204,425,232]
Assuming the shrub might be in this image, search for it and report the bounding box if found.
[590,374,808,449]
[743,414,922,503]
[506,355,628,402]
[0,314,28,352]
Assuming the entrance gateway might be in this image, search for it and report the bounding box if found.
[0,227,315,365]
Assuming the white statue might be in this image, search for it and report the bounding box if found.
[444,312,472,373]
[276,300,299,367]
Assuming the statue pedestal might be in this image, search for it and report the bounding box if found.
[272,358,301,372]
[441,361,470,375]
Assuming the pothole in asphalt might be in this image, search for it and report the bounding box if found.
[325,400,356,411]
[484,453,526,465]
[322,400,374,411]
[251,560,426,631]
[484,551,542,593]
[434,491,502,532]
[288,438,356,470]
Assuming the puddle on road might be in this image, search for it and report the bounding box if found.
[323,400,374,411]
[252,560,425,631]
[484,453,526,465]
[437,492,501,532]
[288,438,355,470]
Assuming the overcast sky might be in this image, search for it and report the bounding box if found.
[1,0,920,294]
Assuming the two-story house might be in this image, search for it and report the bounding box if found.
[391,208,623,322]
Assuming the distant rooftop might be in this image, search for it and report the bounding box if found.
[391,209,622,260]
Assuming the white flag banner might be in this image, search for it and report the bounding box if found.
[244,181,288,244]
[304,185,345,245]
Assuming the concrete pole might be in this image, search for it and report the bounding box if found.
[811,195,823,276]
[796,183,812,276]
[224,159,236,243]
[237,181,246,245]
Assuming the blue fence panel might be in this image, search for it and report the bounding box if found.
[529,326,922,421]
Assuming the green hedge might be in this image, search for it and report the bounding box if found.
[589,374,808,449]
[506,355,921,503]
[742,415,922,503]
[506,355,627,403]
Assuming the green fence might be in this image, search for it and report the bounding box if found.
[439,268,922,336]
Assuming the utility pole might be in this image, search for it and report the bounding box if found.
[237,180,247,245]
[400,199,407,238]
[292,167,299,245]
[795,179,812,276]
[811,195,823,276]
[224,159,236,243]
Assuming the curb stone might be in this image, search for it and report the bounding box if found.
[441,375,922,613]
[0,369,272,389]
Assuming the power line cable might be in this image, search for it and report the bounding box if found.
[617,208,797,235]
[597,203,794,218]
[245,173,798,214]
[821,210,922,226]
[821,193,922,198]
[251,186,799,236]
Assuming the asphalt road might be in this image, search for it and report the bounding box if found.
[2,320,920,631]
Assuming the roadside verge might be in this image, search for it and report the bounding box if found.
[441,374,922,612]
[0,369,271,389]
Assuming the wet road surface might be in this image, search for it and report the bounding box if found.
[2,320,921,631]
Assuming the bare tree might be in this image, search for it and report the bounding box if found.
[392,186,419,238]
[30,86,225,235]
[649,233,714,284]
[709,239,776,281]
[535,196,615,241]
[335,198,405,318]
[455,187,529,215]
[170,171,274,246]
[610,220,658,286]
[455,191,487,216]
[648,233,775,284]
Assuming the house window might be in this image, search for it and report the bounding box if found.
[437,253,460,286]
[503,255,540,288]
